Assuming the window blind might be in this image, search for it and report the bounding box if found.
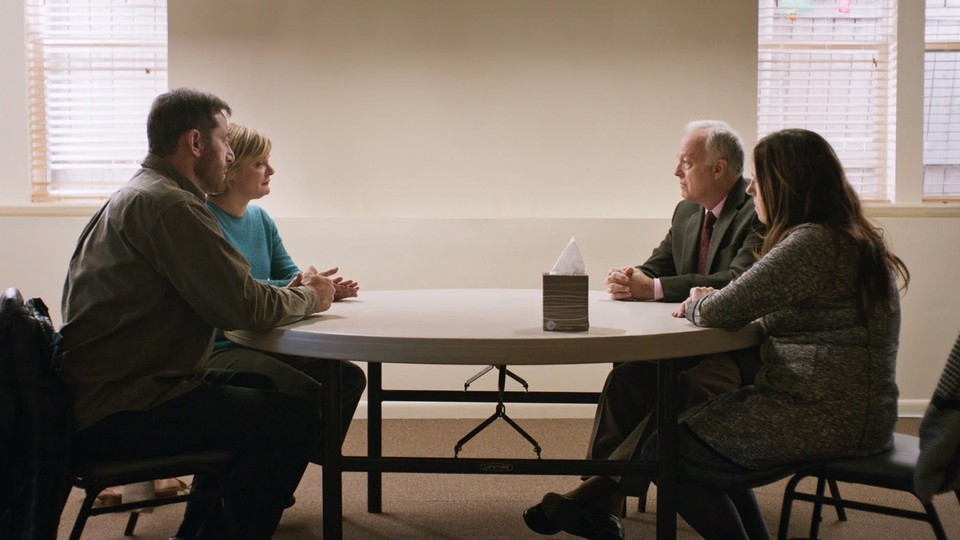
[24,0,168,202]
[923,0,960,201]
[758,0,898,202]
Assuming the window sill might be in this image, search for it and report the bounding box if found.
[2,203,959,219]
[864,203,960,218]
[0,203,99,217]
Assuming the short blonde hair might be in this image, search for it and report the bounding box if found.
[225,123,272,182]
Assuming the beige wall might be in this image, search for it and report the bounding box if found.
[1,1,958,418]
[169,0,759,219]
[2,213,957,418]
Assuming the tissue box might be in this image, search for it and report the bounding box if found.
[542,274,589,332]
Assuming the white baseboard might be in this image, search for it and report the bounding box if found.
[353,399,928,420]
[897,399,928,418]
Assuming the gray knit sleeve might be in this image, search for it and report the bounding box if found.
[688,224,838,329]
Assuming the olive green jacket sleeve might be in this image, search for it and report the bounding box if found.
[59,155,319,430]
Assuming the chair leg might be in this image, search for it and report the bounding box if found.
[69,491,99,540]
[918,500,949,540]
[175,481,211,539]
[809,477,827,540]
[636,480,650,513]
[777,474,957,540]
[123,512,140,536]
[826,479,847,521]
[221,481,239,539]
[776,474,805,540]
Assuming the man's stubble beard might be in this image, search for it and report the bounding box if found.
[195,148,227,194]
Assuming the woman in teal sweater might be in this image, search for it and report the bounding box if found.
[205,203,299,348]
[205,123,366,450]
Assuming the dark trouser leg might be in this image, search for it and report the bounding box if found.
[638,427,774,540]
[676,352,744,409]
[589,352,746,463]
[634,431,752,540]
[587,361,659,460]
[675,482,751,540]
[207,348,366,444]
[604,354,742,494]
[571,350,761,506]
[674,484,767,540]
[727,488,770,540]
[275,353,366,442]
[590,347,759,463]
[73,383,320,540]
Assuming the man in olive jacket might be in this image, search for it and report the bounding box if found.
[59,88,336,539]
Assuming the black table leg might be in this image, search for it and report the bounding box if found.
[656,359,679,540]
[353,358,681,539]
[322,360,344,539]
[367,362,383,513]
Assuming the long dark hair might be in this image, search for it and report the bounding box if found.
[752,129,909,319]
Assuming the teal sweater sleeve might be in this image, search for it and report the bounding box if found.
[206,202,301,349]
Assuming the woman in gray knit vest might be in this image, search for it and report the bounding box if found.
[524,129,911,540]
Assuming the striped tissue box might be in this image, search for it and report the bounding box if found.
[542,274,589,332]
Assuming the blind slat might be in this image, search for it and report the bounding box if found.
[25,0,168,202]
[758,0,897,203]
[923,2,960,200]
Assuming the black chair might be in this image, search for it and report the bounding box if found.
[69,451,235,539]
[0,287,236,539]
[629,474,846,519]
[777,332,960,540]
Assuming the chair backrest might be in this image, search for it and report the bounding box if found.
[0,287,72,539]
[915,331,960,501]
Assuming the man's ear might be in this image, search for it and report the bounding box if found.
[182,129,204,158]
[713,158,728,179]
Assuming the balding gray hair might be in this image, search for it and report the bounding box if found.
[685,120,744,176]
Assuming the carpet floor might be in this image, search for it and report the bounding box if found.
[58,417,958,539]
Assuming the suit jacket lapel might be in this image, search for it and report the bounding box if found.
[680,209,703,275]
[705,176,748,272]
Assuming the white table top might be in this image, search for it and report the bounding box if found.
[226,289,762,365]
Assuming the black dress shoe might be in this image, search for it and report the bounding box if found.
[523,502,561,535]
[541,492,624,540]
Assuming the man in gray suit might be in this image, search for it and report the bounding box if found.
[591,120,763,462]
[524,120,764,539]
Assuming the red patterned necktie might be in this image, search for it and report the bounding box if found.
[697,211,717,275]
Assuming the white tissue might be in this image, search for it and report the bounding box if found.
[549,236,586,275]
